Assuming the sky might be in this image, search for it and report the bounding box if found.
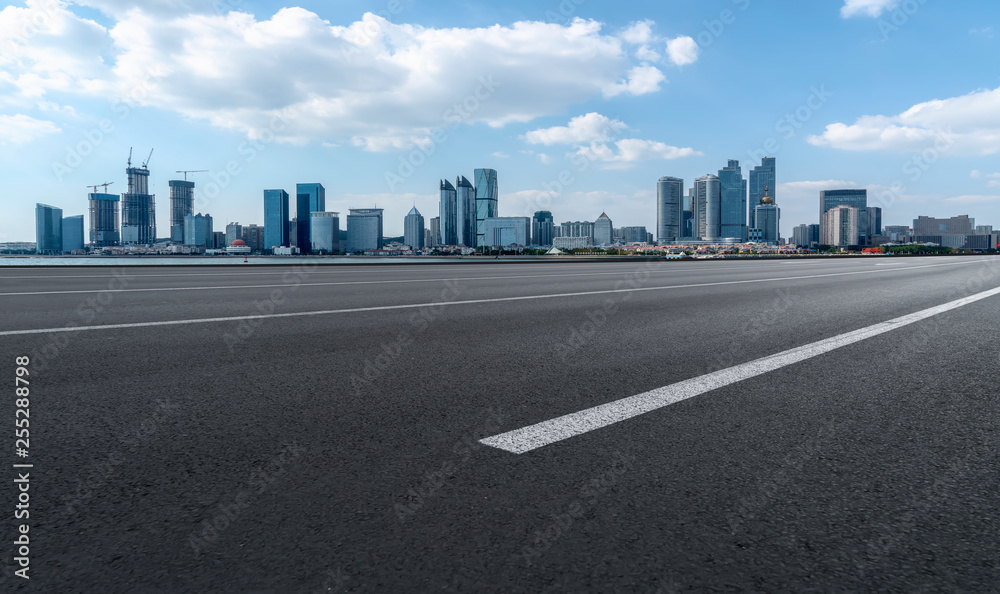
[1,0,998,241]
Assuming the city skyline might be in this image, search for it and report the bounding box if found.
[1,1,997,243]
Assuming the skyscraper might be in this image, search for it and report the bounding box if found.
[440,179,458,245]
[456,176,476,247]
[482,217,530,247]
[263,189,290,252]
[820,189,868,241]
[656,176,683,243]
[35,203,62,254]
[822,205,861,246]
[184,213,213,248]
[532,211,554,247]
[225,222,243,246]
[752,188,780,244]
[749,157,776,230]
[719,160,747,241]
[88,193,120,247]
[694,174,721,240]
[243,224,264,253]
[474,168,499,247]
[594,212,614,245]
[867,207,882,238]
[168,180,195,242]
[429,217,441,247]
[347,208,383,252]
[296,183,325,253]
[311,212,340,253]
[404,207,425,250]
[122,162,156,244]
[62,215,84,252]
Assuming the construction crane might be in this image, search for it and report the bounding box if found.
[175,170,208,181]
[142,148,154,169]
[87,182,114,195]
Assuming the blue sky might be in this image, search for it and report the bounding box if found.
[1,0,998,241]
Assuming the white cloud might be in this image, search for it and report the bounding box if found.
[971,170,1000,179]
[603,65,666,98]
[808,86,1000,154]
[524,112,628,145]
[575,139,700,169]
[944,194,1000,205]
[492,151,510,159]
[621,20,654,45]
[841,0,900,18]
[635,45,661,63]
[665,36,699,66]
[0,113,61,144]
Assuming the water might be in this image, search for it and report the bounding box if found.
[0,256,464,266]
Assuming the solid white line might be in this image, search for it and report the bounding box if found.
[480,283,1000,454]
[0,260,981,337]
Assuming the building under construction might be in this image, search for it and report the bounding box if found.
[121,152,156,245]
[168,180,195,242]
[88,193,120,247]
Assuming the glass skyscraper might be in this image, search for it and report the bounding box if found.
[35,203,63,254]
[719,160,747,241]
[474,168,499,247]
[62,215,84,252]
[656,177,683,243]
[264,189,290,252]
[88,193,120,247]
[404,207,425,250]
[184,213,213,248]
[748,157,776,230]
[532,211,554,247]
[456,176,476,247]
[820,189,868,241]
[694,174,721,240]
[440,179,458,245]
[594,213,614,245]
[311,212,340,253]
[168,180,195,243]
[346,208,383,252]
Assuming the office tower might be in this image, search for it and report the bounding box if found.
[532,211,554,247]
[311,212,340,253]
[594,212,614,245]
[346,208,383,252]
[792,224,811,248]
[866,207,882,238]
[295,183,325,254]
[289,218,297,246]
[822,205,861,246]
[35,203,63,254]
[168,180,195,242]
[656,177,683,243]
[561,221,595,244]
[913,215,974,236]
[482,217,530,247]
[404,207,425,249]
[456,176,476,247]
[474,168,499,247]
[184,213,213,248]
[62,215,84,252]
[88,193,120,247]
[122,162,156,244]
[748,157,776,229]
[809,224,821,245]
[429,217,441,246]
[263,189,290,252]
[440,179,458,245]
[242,224,264,253]
[694,174,721,240]
[683,188,695,239]
[213,232,225,249]
[621,226,649,244]
[552,226,562,238]
[820,189,868,241]
[719,160,747,241]
[751,187,780,244]
[225,222,243,247]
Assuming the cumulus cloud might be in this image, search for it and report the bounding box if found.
[0,113,61,144]
[621,19,654,45]
[841,0,900,18]
[665,36,699,66]
[808,86,1000,155]
[0,4,690,151]
[575,139,700,169]
[524,112,628,145]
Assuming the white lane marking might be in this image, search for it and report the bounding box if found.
[481,283,1000,454]
[0,260,980,337]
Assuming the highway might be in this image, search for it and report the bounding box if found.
[2,257,999,592]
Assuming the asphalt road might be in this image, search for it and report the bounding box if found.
[2,257,999,592]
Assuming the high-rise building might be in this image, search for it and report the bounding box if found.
[184,213,213,248]
[748,157,776,230]
[656,176,683,243]
[683,188,695,239]
[474,168,499,247]
[482,217,530,247]
[404,207,425,249]
[913,215,974,236]
[296,183,325,254]
[440,179,458,245]
[213,231,226,249]
[456,176,476,247]
[532,211,554,247]
[121,163,156,245]
[168,180,195,242]
[866,207,882,238]
[820,189,868,241]
[719,160,747,241]
[35,203,63,254]
[225,222,243,247]
[621,226,650,244]
[792,224,811,248]
[694,174,721,240]
[429,217,441,247]
[88,193,120,247]
[311,212,340,253]
[424,229,433,249]
[822,205,861,246]
[594,212,614,245]
[62,215,84,252]
[242,224,264,253]
[561,221,595,244]
[263,189,290,252]
[346,208,383,252]
[751,186,780,244]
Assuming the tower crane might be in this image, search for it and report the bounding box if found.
[175,170,208,181]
